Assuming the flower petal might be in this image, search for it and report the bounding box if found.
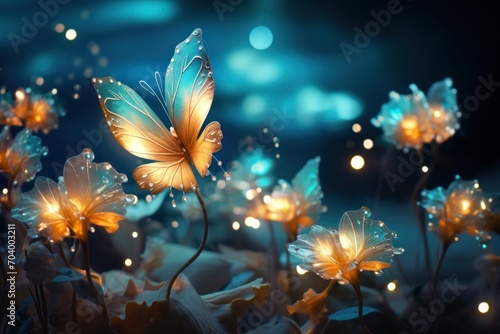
[63,148,137,227]
[11,176,76,241]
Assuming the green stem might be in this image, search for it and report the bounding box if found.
[166,188,208,306]
[81,237,110,332]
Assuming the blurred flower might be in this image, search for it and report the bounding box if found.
[12,148,137,242]
[421,176,491,246]
[372,78,459,150]
[228,148,275,192]
[0,126,47,187]
[474,253,500,287]
[14,88,66,134]
[288,207,403,285]
[263,157,326,237]
[0,90,22,127]
[138,236,168,277]
[287,288,329,325]
[23,242,57,285]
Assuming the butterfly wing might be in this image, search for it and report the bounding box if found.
[164,28,221,175]
[92,76,197,193]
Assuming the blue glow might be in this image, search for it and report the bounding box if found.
[226,49,283,85]
[295,86,362,122]
[249,26,274,50]
[242,95,267,116]
[94,1,177,24]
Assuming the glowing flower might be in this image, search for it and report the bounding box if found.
[421,176,491,246]
[288,207,404,285]
[264,157,326,237]
[372,78,459,150]
[13,88,65,134]
[228,148,275,192]
[0,90,22,127]
[0,126,47,186]
[11,148,137,241]
[287,207,403,329]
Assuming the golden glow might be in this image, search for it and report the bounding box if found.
[399,115,421,145]
[65,29,77,41]
[363,139,374,150]
[51,88,58,95]
[245,189,256,200]
[131,231,139,238]
[124,258,132,267]
[433,110,442,118]
[422,166,429,173]
[2,188,7,195]
[478,302,489,313]
[387,281,397,291]
[480,201,487,210]
[55,23,65,33]
[460,200,471,214]
[232,221,240,230]
[350,155,365,170]
[15,90,25,100]
[244,216,260,229]
[352,123,362,133]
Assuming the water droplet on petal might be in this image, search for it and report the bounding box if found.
[82,148,94,161]
[182,195,187,202]
[224,172,231,181]
[171,200,177,208]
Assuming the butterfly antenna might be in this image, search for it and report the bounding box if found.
[139,77,171,122]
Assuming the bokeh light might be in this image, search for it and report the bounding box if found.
[249,26,274,50]
[350,155,365,170]
[65,29,77,41]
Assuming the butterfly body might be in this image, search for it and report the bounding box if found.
[92,29,222,194]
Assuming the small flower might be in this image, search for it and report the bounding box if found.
[287,207,404,285]
[0,126,47,186]
[0,90,22,127]
[12,148,137,242]
[23,242,57,285]
[264,157,326,236]
[421,176,491,246]
[287,288,329,324]
[372,78,459,150]
[14,88,66,134]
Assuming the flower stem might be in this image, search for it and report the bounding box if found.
[81,238,110,332]
[166,187,208,306]
[431,240,451,300]
[352,277,374,334]
[37,284,49,334]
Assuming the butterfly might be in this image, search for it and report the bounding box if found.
[92,28,223,196]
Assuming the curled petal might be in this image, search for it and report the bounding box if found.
[64,148,137,229]
[287,225,345,280]
[287,288,329,325]
[11,177,77,241]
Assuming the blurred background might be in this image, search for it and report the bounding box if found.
[1,0,500,278]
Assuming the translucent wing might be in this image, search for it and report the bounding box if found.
[92,76,196,193]
[291,156,324,220]
[190,121,222,176]
[164,28,215,153]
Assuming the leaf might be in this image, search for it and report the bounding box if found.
[328,306,381,321]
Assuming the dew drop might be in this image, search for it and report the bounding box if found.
[82,148,94,161]
[217,160,222,166]
[224,172,231,181]
[182,195,188,202]
[171,200,177,208]
[90,226,95,233]
[393,247,405,255]
[169,192,174,198]
[211,175,217,181]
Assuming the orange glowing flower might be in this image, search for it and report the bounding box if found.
[287,288,329,325]
[287,207,404,285]
[0,90,22,127]
[372,78,460,150]
[0,126,47,186]
[11,148,137,241]
[13,88,65,134]
[421,176,491,246]
[264,157,326,236]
